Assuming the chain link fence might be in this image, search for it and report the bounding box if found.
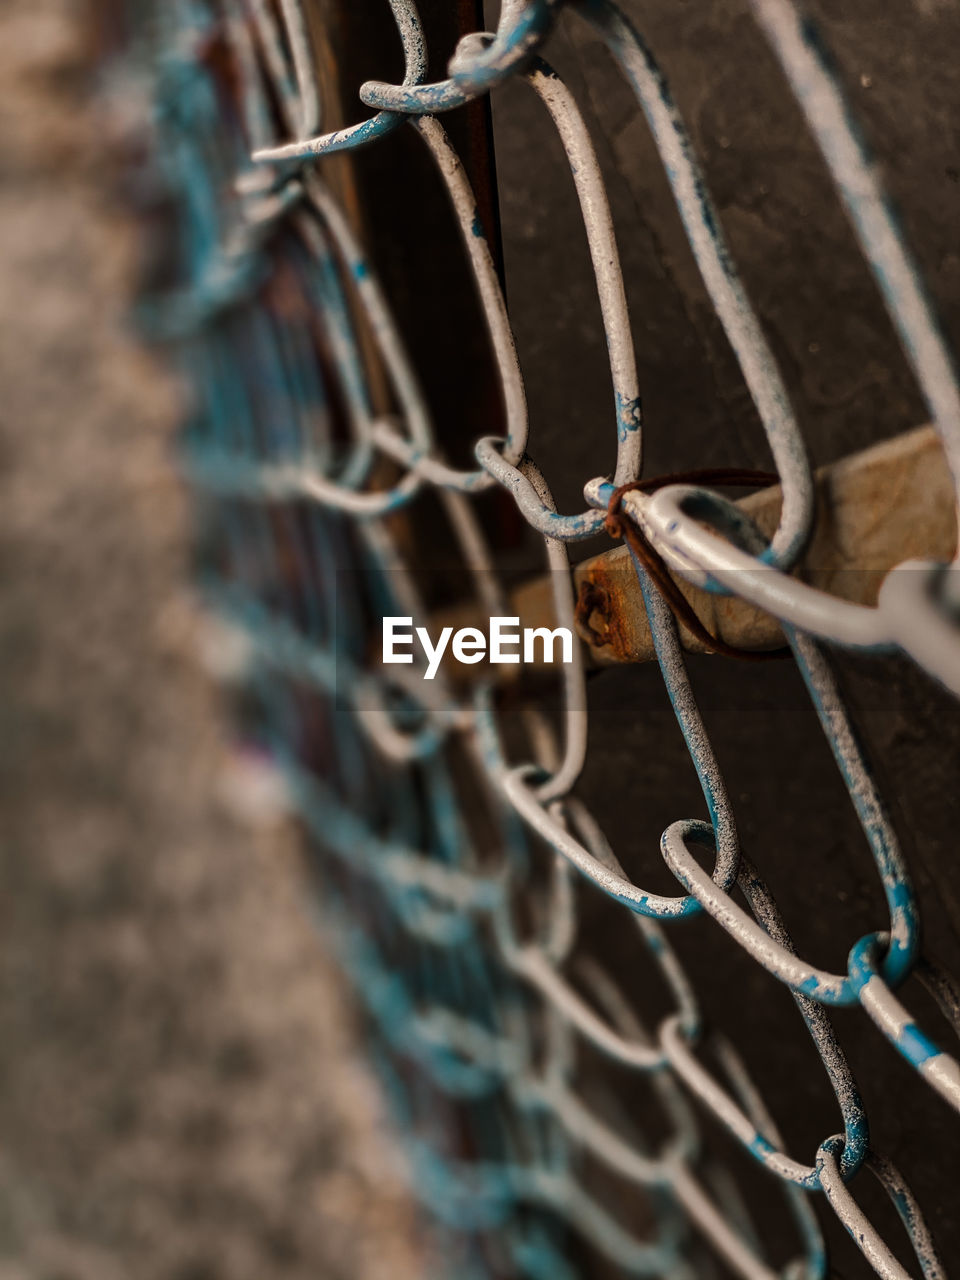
[135,1,960,1275]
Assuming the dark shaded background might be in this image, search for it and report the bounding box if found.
[494,3,960,1273]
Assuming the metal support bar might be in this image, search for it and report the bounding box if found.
[438,425,955,669]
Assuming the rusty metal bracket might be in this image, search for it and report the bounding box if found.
[458,425,956,667]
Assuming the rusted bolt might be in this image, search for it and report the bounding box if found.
[575,578,610,648]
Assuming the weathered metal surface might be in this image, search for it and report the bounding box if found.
[576,424,956,663]
[435,425,955,671]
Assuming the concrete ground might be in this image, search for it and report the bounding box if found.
[0,3,423,1277]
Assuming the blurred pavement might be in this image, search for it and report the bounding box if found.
[0,3,423,1277]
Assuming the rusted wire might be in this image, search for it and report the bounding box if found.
[604,469,790,662]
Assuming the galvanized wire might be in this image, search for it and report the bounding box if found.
[139,1,960,1275]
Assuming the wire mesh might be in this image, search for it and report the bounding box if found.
[134,1,960,1275]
